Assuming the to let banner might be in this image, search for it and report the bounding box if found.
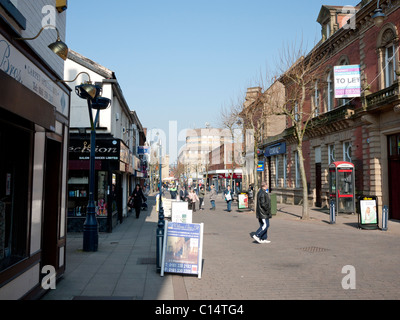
[334,65,361,98]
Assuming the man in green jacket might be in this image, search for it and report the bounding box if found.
[169,184,177,199]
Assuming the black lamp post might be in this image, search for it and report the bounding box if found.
[75,83,111,252]
[155,133,165,272]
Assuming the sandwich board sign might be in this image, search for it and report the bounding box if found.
[171,201,192,223]
[161,221,204,279]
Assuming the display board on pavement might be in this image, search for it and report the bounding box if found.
[161,221,204,279]
[358,196,379,230]
[171,201,192,223]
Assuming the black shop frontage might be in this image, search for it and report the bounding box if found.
[68,135,131,233]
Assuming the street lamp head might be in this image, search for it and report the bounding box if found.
[48,37,69,60]
[91,96,111,110]
[15,25,69,60]
[75,83,102,100]
[372,5,385,28]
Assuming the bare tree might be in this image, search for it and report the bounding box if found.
[271,41,326,220]
[239,84,275,197]
[219,101,243,189]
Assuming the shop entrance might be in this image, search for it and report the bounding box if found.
[388,134,400,220]
[42,138,62,271]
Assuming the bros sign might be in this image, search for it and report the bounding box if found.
[334,65,361,99]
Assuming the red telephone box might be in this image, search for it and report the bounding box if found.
[329,162,355,214]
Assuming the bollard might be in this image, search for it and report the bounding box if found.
[330,200,336,224]
[382,206,389,231]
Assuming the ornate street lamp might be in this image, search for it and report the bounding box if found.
[372,0,385,28]
[155,133,165,272]
[75,79,111,252]
[15,24,68,60]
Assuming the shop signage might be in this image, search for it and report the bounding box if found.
[217,173,242,179]
[161,221,204,279]
[138,146,150,155]
[265,142,286,157]
[0,33,69,117]
[257,161,265,172]
[334,65,361,98]
[69,139,120,161]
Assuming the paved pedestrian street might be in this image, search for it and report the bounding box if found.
[42,195,400,302]
[185,199,400,300]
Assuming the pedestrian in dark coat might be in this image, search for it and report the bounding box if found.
[179,186,189,201]
[129,184,147,219]
[253,182,272,244]
[198,186,205,210]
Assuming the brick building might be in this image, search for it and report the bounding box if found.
[251,0,400,223]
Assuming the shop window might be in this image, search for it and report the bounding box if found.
[0,121,31,271]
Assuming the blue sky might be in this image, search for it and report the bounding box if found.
[65,0,357,161]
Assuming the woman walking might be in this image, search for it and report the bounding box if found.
[189,189,199,212]
[129,184,147,219]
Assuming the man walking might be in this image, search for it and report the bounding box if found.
[253,182,272,244]
[224,185,234,212]
[170,184,177,199]
[209,184,217,211]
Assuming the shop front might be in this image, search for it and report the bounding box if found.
[68,135,130,233]
[0,23,70,299]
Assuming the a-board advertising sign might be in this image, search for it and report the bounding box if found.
[171,201,192,223]
[357,196,379,230]
[161,221,204,278]
[238,193,249,209]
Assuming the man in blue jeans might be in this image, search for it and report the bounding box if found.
[224,185,234,212]
[253,182,272,244]
[209,184,217,210]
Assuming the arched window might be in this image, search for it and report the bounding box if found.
[325,70,334,112]
[377,25,399,89]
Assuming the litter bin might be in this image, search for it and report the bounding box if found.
[270,193,277,216]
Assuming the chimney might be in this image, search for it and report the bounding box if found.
[244,87,262,108]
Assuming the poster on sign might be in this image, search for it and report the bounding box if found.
[161,221,204,278]
[334,65,361,98]
[238,193,249,209]
[358,196,379,230]
[171,201,192,223]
